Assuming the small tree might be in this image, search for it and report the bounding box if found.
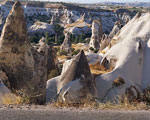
[45,32,55,45]
[53,24,64,44]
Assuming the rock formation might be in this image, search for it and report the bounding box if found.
[64,15,91,35]
[95,13,150,102]
[46,50,96,103]
[50,16,55,25]
[58,50,96,103]
[89,20,103,50]
[0,2,57,104]
[60,32,71,53]
[28,21,55,36]
[99,34,110,51]
[108,20,123,40]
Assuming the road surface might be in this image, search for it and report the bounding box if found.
[0,107,150,120]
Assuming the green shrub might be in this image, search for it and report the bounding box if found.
[29,33,41,43]
[54,24,64,44]
[89,47,94,51]
[59,50,68,56]
[94,49,99,53]
[70,33,92,44]
[48,69,59,79]
[54,47,60,53]
[72,49,80,56]
[71,48,75,52]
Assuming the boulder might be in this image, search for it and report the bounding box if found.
[57,50,96,103]
[46,50,96,103]
[89,20,103,50]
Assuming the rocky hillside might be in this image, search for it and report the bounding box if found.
[0,1,136,35]
[1,1,149,106]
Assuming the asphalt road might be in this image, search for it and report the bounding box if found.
[0,108,150,120]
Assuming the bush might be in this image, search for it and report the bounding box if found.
[58,50,68,56]
[44,25,64,45]
[89,47,94,51]
[29,34,41,43]
[45,32,55,45]
[54,24,64,44]
[70,33,92,44]
[94,49,99,53]
[72,49,80,56]
[48,69,59,79]
[71,48,75,52]
[54,47,60,53]
[57,34,65,45]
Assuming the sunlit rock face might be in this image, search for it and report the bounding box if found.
[28,21,55,36]
[64,15,92,36]
[60,32,72,53]
[96,13,150,102]
[108,21,123,40]
[47,50,96,103]
[0,2,35,94]
[0,1,136,36]
[0,2,57,104]
[89,20,103,50]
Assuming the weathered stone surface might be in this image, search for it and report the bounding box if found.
[0,1,35,95]
[28,21,55,36]
[99,34,110,51]
[108,21,123,40]
[96,13,150,102]
[64,15,91,35]
[89,20,103,50]
[57,50,96,103]
[0,2,57,104]
[60,32,71,53]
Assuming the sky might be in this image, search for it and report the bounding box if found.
[42,0,150,4]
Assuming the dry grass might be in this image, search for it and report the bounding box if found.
[1,94,23,105]
[51,101,149,110]
[72,43,89,51]
[89,62,112,75]
[100,50,106,54]
[51,96,150,110]
[57,55,68,60]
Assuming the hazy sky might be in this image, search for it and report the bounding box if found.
[44,0,150,3]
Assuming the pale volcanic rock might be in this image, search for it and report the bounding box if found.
[0,2,57,104]
[57,50,96,103]
[46,50,96,103]
[60,32,72,53]
[96,13,150,102]
[89,20,103,50]
[28,21,55,36]
[64,15,91,35]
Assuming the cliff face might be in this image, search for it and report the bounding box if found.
[96,13,150,102]
[0,2,135,35]
[0,2,57,104]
